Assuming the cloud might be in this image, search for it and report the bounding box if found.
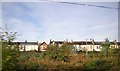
[2,2,118,43]
[3,18,43,41]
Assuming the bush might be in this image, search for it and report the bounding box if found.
[101,38,110,57]
[85,59,111,70]
[18,57,47,70]
[2,42,20,70]
[45,43,72,62]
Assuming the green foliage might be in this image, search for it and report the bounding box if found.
[0,41,2,70]
[101,38,110,57]
[2,42,19,70]
[1,32,22,70]
[3,38,117,70]
[85,59,111,70]
[18,52,43,63]
[45,43,72,62]
[17,48,120,70]
[18,57,47,70]
[108,48,118,56]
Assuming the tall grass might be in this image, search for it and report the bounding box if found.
[17,49,119,70]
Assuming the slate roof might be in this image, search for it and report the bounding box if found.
[3,41,38,45]
[41,42,47,45]
[50,40,120,45]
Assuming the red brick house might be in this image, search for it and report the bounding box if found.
[39,42,47,51]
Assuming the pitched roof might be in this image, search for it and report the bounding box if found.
[50,40,120,45]
[18,42,38,45]
[71,41,93,45]
[41,42,47,45]
[94,42,102,45]
[117,42,120,45]
[3,41,38,45]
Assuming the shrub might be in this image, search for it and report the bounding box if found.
[85,59,111,70]
[101,38,110,57]
[2,42,20,70]
[45,43,72,62]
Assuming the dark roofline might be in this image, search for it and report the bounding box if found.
[2,41,38,45]
[17,40,38,45]
[50,40,120,45]
[117,42,120,45]
[41,42,47,45]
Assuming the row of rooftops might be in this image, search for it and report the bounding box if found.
[2,39,120,45]
[3,41,46,45]
[50,39,120,45]
[2,40,38,45]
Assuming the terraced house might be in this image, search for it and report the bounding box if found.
[50,39,120,52]
[3,39,120,52]
[4,40,48,51]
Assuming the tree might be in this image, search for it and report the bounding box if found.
[0,32,17,42]
[101,38,110,57]
[2,42,19,70]
[45,43,72,62]
[1,32,20,70]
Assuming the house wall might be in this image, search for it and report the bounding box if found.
[19,45,25,51]
[19,44,38,51]
[73,44,119,52]
[73,45,80,51]
[74,45,94,51]
[25,45,38,51]
[73,44,102,51]
[110,44,118,49]
[93,45,101,51]
[84,45,94,51]
[50,41,120,52]
[40,44,47,51]
[58,44,63,47]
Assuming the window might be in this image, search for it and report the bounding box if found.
[97,46,100,49]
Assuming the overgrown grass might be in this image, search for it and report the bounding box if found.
[17,48,120,70]
[2,43,120,70]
